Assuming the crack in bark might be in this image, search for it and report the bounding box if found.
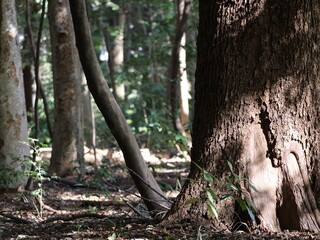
[259,101,281,167]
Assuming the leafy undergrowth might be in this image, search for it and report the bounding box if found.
[0,148,319,239]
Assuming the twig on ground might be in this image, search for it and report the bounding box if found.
[0,212,36,224]
[103,179,171,211]
[34,196,60,213]
[40,213,115,225]
[127,167,172,204]
[45,175,116,191]
[122,197,152,220]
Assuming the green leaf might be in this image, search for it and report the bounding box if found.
[227,161,234,173]
[237,198,248,211]
[220,194,233,200]
[206,201,218,219]
[244,195,257,211]
[227,182,238,191]
[205,188,219,203]
[185,198,200,205]
[192,161,203,171]
[246,181,259,193]
[186,178,196,183]
[203,171,214,183]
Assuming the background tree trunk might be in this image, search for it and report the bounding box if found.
[167,0,192,133]
[81,73,95,149]
[166,0,320,232]
[0,0,29,189]
[48,0,83,177]
[112,5,126,100]
[23,65,34,121]
[178,33,191,138]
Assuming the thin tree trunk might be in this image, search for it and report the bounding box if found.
[69,0,170,216]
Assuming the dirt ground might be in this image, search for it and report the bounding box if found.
[0,148,320,239]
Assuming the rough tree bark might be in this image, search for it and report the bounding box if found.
[0,0,29,189]
[69,0,170,216]
[166,0,320,232]
[48,0,83,176]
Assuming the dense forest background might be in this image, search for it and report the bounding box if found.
[17,0,197,152]
[2,0,320,239]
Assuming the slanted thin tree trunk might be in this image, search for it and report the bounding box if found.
[168,0,192,132]
[0,0,29,189]
[48,0,83,177]
[69,0,170,216]
[166,0,320,232]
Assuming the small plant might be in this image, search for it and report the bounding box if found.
[196,225,208,240]
[224,161,258,223]
[23,138,49,217]
[76,224,82,232]
[0,138,49,217]
[186,161,258,223]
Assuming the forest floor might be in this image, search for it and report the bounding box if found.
[0,148,319,239]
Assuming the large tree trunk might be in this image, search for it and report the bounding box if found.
[166,0,320,232]
[0,0,29,189]
[48,0,83,177]
[69,0,170,216]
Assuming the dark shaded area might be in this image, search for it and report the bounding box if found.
[23,65,34,120]
[277,180,300,231]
